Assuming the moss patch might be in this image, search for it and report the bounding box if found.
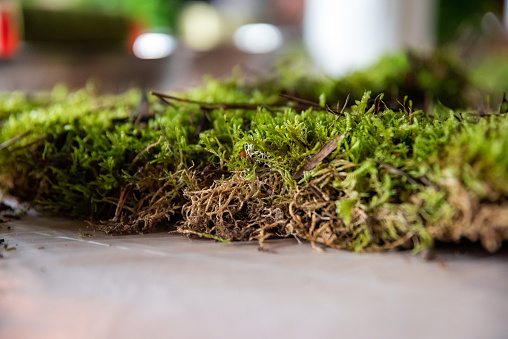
[1,52,508,252]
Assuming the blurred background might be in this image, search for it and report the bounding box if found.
[0,0,507,93]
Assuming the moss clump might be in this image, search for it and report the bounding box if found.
[1,52,508,252]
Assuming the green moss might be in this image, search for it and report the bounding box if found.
[1,52,508,252]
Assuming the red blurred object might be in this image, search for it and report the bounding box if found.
[0,5,20,58]
[127,21,147,54]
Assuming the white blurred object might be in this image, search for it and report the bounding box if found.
[233,23,283,54]
[303,0,435,77]
[133,33,176,59]
[179,3,223,52]
[505,0,508,31]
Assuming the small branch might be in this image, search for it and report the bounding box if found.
[155,95,175,107]
[500,92,508,114]
[151,91,263,111]
[371,159,438,191]
[418,176,439,191]
[113,186,132,222]
[132,133,164,165]
[152,92,203,105]
[280,93,322,109]
[329,94,350,130]
[340,94,350,115]
[151,91,343,115]
[293,131,347,180]
[0,131,31,151]
[280,93,341,115]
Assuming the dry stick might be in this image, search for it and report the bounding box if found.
[418,176,439,191]
[329,94,350,130]
[113,186,132,222]
[131,133,164,165]
[293,131,348,180]
[151,91,263,111]
[151,91,343,115]
[155,95,175,107]
[280,93,322,108]
[500,92,508,114]
[9,135,50,154]
[0,131,31,151]
[279,93,340,115]
[371,158,438,191]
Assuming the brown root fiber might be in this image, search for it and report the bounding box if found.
[288,181,361,250]
[180,172,291,245]
[91,169,508,252]
[430,177,508,253]
[90,167,188,235]
[178,169,428,251]
[287,177,423,252]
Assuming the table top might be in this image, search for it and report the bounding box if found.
[1,214,507,339]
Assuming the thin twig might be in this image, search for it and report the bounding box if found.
[500,92,508,114]
[113,186,131,222]
[293,131,348,180]
[151,91,262,111]
[151,91,342,115]
[371,158,438,191]
[155,95,175,107]
[280,93,322,108]
[329,94,350,130]
[280,93,340,115]
[132,133,164,165]
[0,131,31,151]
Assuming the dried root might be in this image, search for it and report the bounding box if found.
[89,169,508,253]
[180,172,291,245]
[288,182,359,250]
[430,177,508,253]
[90,167,188,234]
[287,178,420,252]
